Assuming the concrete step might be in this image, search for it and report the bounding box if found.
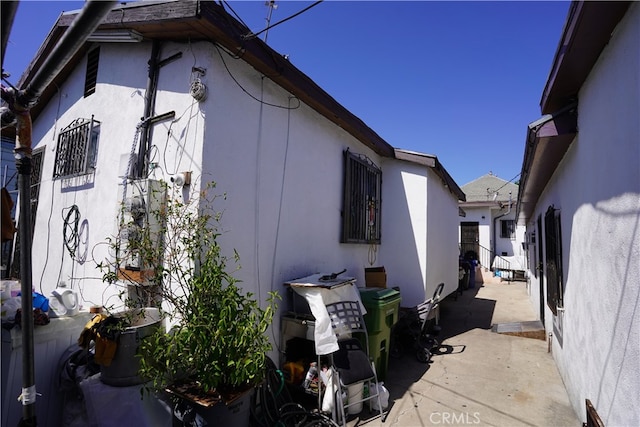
[491,320,546,340]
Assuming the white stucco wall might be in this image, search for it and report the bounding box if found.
[28,39,392,312]
[459,205,525,270]
[379,163,427,306]
[380,161,460,307]
[425,169,460,301]
[26,39,460,335]
[29,43,153,310]
[460,206,493,253]
[526,4,640,425]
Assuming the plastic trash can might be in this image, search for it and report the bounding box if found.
[468,260,476,288]
[358,287,401,381]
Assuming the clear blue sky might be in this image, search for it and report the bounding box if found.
[2,0,570,187]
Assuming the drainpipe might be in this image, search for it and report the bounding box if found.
[1,2,116,425]
[492,191,512,260]
[133,41,180,179]
[134,40,161,179]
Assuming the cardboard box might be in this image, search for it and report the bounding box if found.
[365,266,387,288]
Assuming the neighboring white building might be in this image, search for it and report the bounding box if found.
[6,1,465,319]
[383,149,465,306]
[516,1,639,425]
[459,173,526,274]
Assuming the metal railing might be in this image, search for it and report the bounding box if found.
[459,242,511,271]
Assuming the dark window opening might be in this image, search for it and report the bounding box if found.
[53,117,100,179]
[84,47,100,97]
[342,150,381,244]
[544,205,563,315]
[500,219,516,239]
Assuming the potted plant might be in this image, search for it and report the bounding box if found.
[99,181,279,424]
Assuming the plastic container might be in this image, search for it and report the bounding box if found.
[358,287,401,381]
[49,287,79,317]
[346,381,364,414]
[283,361,305,385]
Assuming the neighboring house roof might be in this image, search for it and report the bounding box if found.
[2,1,467,195]
[7,0,396,158]
[460,173,518,206]
[3,1,467,196]
[517,1,632,223]
[394,149,466,201]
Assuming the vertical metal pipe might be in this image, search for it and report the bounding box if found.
[17,156,35,425]
[17,0,117,108]
[15,107,36,425]
[135,40,161,179]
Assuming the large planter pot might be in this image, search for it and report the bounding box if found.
[169,381,254,427]
[100,307,162,387]
[197,389,253,427]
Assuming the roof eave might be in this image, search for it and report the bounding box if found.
[540,1,631,114]
[516,103,577,224]
[10,1,395,157]
[394,149,466,201]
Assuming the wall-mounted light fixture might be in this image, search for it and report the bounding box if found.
[87,29,143,43]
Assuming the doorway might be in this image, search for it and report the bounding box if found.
[460,222,479,260]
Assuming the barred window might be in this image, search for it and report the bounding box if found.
[545,205,563,315]
[53,117,100,179]
[500,219,516,240]
[341,150,381,244]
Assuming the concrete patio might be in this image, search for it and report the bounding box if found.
[349,279,581,427]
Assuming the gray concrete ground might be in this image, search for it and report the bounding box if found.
[348,280,581,427]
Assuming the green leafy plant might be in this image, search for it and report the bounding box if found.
[99,181,279,398]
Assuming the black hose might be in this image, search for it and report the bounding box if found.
[250,357,338,427]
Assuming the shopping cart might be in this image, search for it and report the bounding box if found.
[390,283,445,363]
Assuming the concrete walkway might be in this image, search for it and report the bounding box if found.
[350,280,581,427]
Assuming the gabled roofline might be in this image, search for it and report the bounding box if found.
[394,149,466,201]
[11,1,396,158]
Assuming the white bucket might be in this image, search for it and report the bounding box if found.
[346,381,364,414]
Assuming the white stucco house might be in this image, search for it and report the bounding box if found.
[459,173,526,277]
[516,1,639,425]
[5,1,465,322]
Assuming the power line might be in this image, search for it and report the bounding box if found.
[243,1,324,41]
[492,172,521,194]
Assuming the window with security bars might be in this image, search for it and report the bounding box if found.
[500,219,516,239]
[545,205,563,315]
[53,117,100,179]
[8,147,45,279]
[342,150,382,244]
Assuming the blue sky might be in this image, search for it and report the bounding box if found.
[2,1,570,187]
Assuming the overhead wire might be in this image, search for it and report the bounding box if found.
[213,43,300,110]
[242,1,324,41]
[491,172,521,195]
[220,0,250,29]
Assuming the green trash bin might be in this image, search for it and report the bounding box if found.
[358,287,401,381]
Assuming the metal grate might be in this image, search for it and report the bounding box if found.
[8,148,45,279]
[53,117,100,179]
[545,205,563,315]
[342,150,382,243]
